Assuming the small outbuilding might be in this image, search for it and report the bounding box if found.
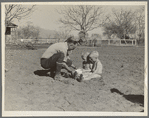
[5,22,18,43]
[5,22,18,35]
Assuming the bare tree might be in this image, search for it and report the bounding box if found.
[135,6,145,42]
[58,5,103,33]
[53,29,72,42]
[103,8,137,40]
[17,24,40,39]
[5,4,35,26]
[91,33,102,46]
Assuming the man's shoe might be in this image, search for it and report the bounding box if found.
[50,71,55,78]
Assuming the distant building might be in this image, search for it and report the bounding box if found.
[5,22,18,43]
[5,22,18,35]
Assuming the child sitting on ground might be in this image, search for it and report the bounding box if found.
[74,51,102,82]
[73,52,91,79]
[81,52,92,71]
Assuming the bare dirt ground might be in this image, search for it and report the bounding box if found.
[5,45,144,112]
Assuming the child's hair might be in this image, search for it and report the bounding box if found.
[89,51,99,58]
[81,52,90,60]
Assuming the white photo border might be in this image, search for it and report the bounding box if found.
[1,1,148,116]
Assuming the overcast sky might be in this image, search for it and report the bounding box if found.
[12,3,144,37]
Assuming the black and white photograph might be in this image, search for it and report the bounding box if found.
[2,2,148,116]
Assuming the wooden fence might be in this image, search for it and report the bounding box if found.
[86,38,137,46]
[13,38,137,47]
[19,38,66,44]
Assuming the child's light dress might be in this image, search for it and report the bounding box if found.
[76,59,102,80]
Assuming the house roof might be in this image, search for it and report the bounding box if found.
[6,22,18,28]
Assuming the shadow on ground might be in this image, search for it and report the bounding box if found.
[34,69,71,79]
[110,88,144,107]
[34,70,50,77]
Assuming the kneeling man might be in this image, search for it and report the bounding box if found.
[40,37,77,80]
